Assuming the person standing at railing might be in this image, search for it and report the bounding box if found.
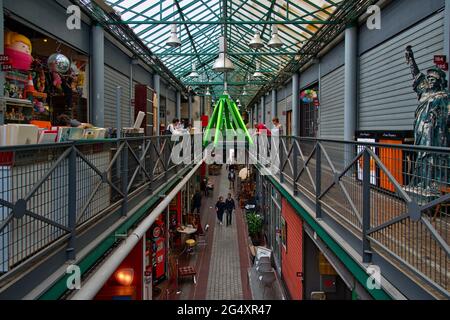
[271,117,283,136]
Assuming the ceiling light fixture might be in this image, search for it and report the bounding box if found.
[188,62,199,78]
[268,25,283,48]
[253,61,264,78]
[166,24,181,48]
[249,32,264,50]
[212,36,235,73]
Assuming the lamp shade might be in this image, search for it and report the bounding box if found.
[205,87,211,96]
[268,25,283,48]
[212,36,235,73]
[253,61,264,78]
[249,32,264,50]
[188,62,199,78]
[166,24,181,47]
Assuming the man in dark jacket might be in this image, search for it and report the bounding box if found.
[215,196,226,225]
[192,190,202,214]
[225,193,236,227]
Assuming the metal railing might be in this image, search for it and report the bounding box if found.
[0,135,197,286]
[253,135,450,298]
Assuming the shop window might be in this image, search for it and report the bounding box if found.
[300,87,319,137]
[3,18,89,127]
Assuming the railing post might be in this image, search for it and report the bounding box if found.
[148,139,154,194]
[279,137,284,183]
[121,141,129,217]
[67,145,77,261]
[315,142,322,219]
[293,138,299,196]
[362,148,372,263]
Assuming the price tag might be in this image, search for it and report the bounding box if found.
[1,64,12,71]
[0,55,10,63]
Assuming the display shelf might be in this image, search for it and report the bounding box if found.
[4,97,33,107]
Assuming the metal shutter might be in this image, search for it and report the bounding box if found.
[265,97,272,126]
[166,98,176,120]
[104,65,132,128]
[320,65,345,139]
[359,12,444,131]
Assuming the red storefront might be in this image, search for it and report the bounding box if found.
[281,198,303,300]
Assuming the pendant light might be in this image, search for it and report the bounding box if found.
[268,25,283,48]
[212,36,235,73]
[253,61,264,78]
[205,87,211,96]
[188,62,199,78]
[249,32,264,50]
[166,24,181,48]
[242,87,248,96]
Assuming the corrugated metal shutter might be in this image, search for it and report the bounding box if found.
[359,12,444,131]
[104,65,132,128]
[320,65,345,139]
[167,98,176,120]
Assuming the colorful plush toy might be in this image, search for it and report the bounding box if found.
[37,69,46,92]
[4,31,33,71]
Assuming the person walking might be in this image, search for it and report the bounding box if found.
[215,196,226,226]
[191,189,202,214]
[228,168,236,190]
[225,193,236,227]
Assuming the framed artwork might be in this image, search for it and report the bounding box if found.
[281,216,287,252]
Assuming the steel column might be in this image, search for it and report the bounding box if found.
[271,89,277,124]
[154,74,161,135]
[261,96,265,125]
[188,94,193,124]
[292,73,300,136]
[121,143,129,217]
[92,25,105,127]
[315,143,322,219]
[344,24,357,142]
[176,91,181,119]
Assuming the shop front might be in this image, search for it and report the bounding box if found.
[2,17,89,127]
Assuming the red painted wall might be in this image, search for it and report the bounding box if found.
[281,198,303,300]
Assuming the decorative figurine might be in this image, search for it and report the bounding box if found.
[405,46,449,191]
[4,31,33,71]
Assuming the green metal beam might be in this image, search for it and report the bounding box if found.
[104,19,339,25]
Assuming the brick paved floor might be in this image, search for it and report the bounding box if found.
[205,167,244,300]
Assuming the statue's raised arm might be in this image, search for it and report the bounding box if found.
[405,45,420,79]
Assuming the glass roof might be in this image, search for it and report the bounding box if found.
[99,0,346,106]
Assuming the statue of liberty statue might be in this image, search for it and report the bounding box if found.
[405,46,449,192]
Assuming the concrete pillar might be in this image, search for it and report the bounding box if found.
[444,0,450,90]
[92,25,104,127]
[344,25,358,142]
[292,73,300,136]
[154,74,160,136]
[0,0,4,125]
[271,89,277,123]
[255,103,259,125]
[176,91,181,119]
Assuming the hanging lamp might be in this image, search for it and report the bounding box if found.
[205,87,211,96]
[249,32,264,50]
[188,62,199,78]
[212,36,235,73]
[166,24,181,47]
[253,61,264,78]
[268,25,283,48]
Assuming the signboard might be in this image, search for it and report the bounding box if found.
[434,55,446,64]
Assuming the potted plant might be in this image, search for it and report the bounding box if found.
[246,212,263,246]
